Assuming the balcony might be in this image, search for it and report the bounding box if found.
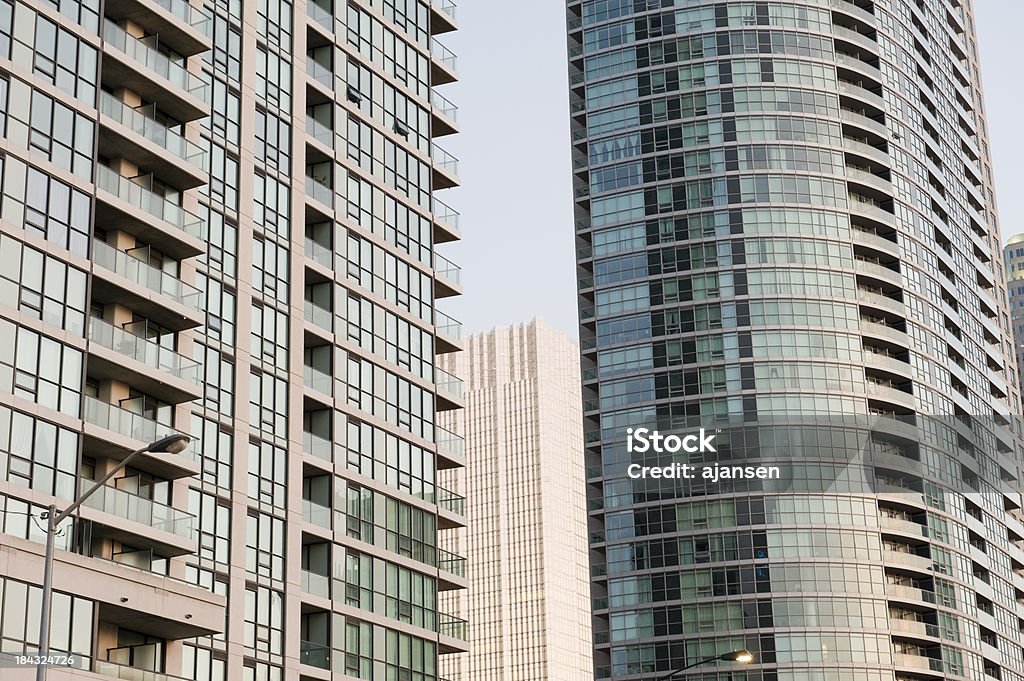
[435,366,464,411]
[305,175,335,212]
[304,300,333,334]
[435,309,463,353]
[433,252,461,298]
[0,533,223,642]
[79,479,196,557]
[430,38,458,84]
[101,19,210,122]
[94,165,206,258]
[430,88,458,136]
[302,431,333,463]
[306,56,334,91]
[87,317,200,404]
[93,660,191,681]
[432,196,461,243]
[432,145,459,189]
[308,0,333,31]
[98,92,207,189]
[301,570,331,599]
[302,499,332,530]
[429,0,457,33]
[303,364,333,398]
[437,547,468,591]
[436,425,465,469]
[304,237,333,269]
[105,0,212,56]
[306,115,334,150]
[435,486,465,530]
[300,641,330,670]
[90,240,203,330]
[82,395,197,479]
[438,613,468,652]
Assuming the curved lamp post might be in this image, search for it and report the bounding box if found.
[656,650,755,680]
[36,433,192,681]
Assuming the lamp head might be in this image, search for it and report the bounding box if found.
[148,434,191,454]
[721,651,754,664]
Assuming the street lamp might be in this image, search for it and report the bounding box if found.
[656,650,755,680]
[35,433,191,681]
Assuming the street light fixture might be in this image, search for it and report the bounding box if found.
[656,650,755,680]
[35,433,191,681]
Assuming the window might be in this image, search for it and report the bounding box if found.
[256,47,292,110]
[22,165,92,256]
[246,511,285,579]
[254,108,291,173]
[2,322,82,416]
[249,370,287,434]
[189,489,231,564]
[247,441,286,508]
[26,88,93,176]
[30,15,97,103]
[0,234,87,334]
[257,0,292,50]
[243,586,284,655]
[0,404,78,498]
[194,416,233,490]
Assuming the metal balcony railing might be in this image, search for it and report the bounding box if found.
[95,165,205,240]
[99,92,207,170]
[438,547,466,577]
[102,20,210,103]
[91,240,202,311]
[436,486,465,515]
[88,317,200,384]
[439,613,468,641]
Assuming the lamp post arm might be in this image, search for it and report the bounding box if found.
[655,656,719,680]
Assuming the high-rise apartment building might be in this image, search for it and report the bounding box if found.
[569,1,1024,679]
[0,0,467,678]
[1004,233,1024,397]
[437,319,593,681]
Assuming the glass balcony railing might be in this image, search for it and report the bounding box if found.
[432,145,459,176]
[306,116,334,147]
[80,479,195,538]
[95,165,205,240]
[306,57,333,88]
[435,367,463,400]
[88,317,200,384]
[303,364,333,395]
[304,238,333,267]
[307,0,333,28]
[436,486,465,516]
[439,613,468,641]
[301,570,331,599]
[305,175,334,208]
[93,660,189,681]
[438,547,466,578]
[433,252,461,287]
[435,310,462,341]
[83,395,194,460]
[99,92,207,170]
[153,0,212,37]
[436,425,464,459]
[92,240,202,311]
[300,641,330,669]
[302,431,332,461]
[302,499,332,529]
[432,197,460,231]
[430,38,457,72]
[102,20,210,104]
[304,300,333,332]
[430,89,458,123]
[433,0,456,20]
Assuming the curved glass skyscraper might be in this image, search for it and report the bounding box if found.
[569,1,1024,679]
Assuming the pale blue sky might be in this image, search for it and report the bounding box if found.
[439,1,1024,338]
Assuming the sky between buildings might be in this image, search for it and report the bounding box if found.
[439,0,1024,339]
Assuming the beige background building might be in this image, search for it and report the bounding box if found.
[439,319,593,681]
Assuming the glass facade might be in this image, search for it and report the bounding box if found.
[0,0,466,678]
[570,1,1024,679]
